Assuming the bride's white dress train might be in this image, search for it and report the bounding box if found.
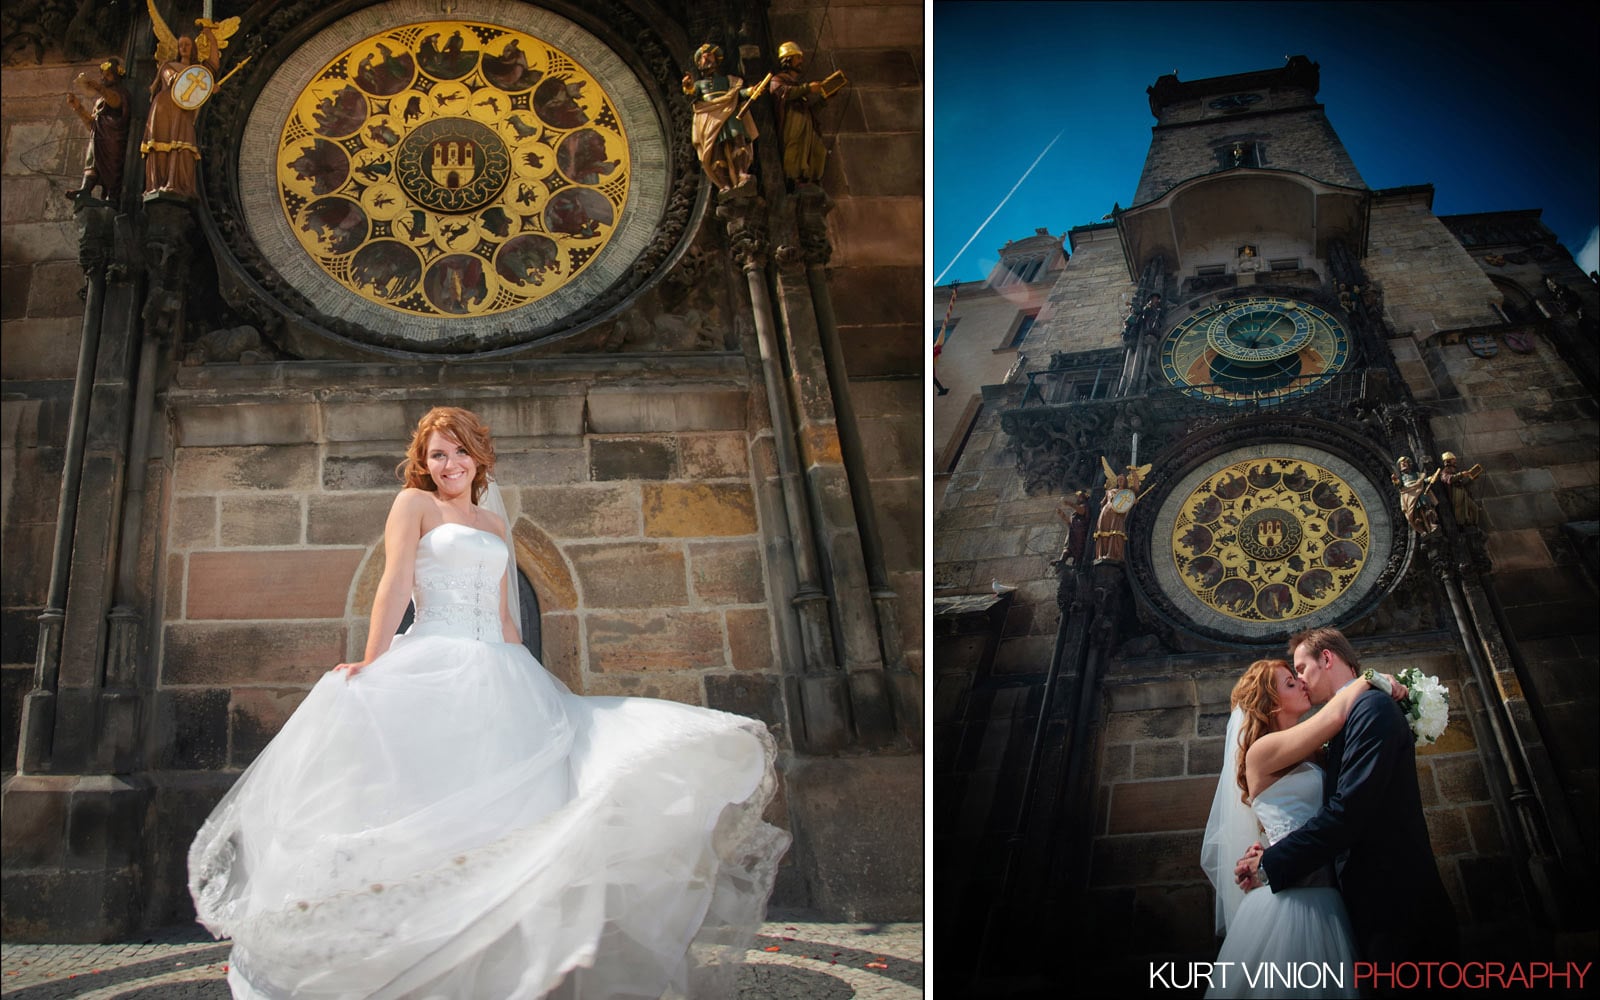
[189,523,790,999]
[1207,762,1358,999]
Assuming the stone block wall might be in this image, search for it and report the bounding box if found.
[762,0,922,378]
[1364,191,1503,342]
[137,362,802,923]
[1136,107,1366,205]
[847,377,925,666]
[156,368,783,768]
[767,0,924,678]
[1036,228,1132,359]
[1,60,99,779]
[1377,202,1598,859]
[934,400,1058,600]
[1155,84,1317,127]
[1088,651,1517,958]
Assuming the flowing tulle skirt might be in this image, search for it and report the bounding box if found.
[1207,886,1358,998]
[189,628,788,999]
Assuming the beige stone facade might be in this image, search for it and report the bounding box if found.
[2,0,923,940]
[931,229,1066,504]
[935,55,1597,992]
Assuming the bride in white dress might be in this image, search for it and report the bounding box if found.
[188,407,789,999]
[1200,658,1404,998]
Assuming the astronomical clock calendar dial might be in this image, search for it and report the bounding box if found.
[237,0,669,349]
[1159,296,1350,405]
[274,21,628,318]
[1149,447,1394,641]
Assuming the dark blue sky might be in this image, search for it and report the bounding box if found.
[933,1,1600,286]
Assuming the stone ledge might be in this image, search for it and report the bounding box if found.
[783,755,923,920]
[586,384,748,433]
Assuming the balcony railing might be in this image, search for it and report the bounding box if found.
[1014,367,1373,420]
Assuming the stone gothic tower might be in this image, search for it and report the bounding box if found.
[934,55,1597,994]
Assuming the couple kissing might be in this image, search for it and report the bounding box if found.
[1201,627,1458,998]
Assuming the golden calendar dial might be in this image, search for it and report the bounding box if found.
[272,20,631,319]
[1170,457,1369,623]
[1145,444,1397,641]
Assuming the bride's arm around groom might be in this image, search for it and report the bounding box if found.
[1239,628,1458,967]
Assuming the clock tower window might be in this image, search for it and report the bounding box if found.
[1217,140,1263,170]
[1005,309,1039,349]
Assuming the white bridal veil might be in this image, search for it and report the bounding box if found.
[479,477,521,635]
[1200,706,1259,936]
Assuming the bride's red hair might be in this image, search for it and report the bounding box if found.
[396,407,495,504]
[1229,658,1290,803]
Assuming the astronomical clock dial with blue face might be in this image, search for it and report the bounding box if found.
[1209,93,1262,111]
[1159,295,1350,405]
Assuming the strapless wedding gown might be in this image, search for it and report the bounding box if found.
[1207,762,1358,998]
[189,523,789,999]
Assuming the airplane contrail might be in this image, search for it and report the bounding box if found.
[934,129,1064,286]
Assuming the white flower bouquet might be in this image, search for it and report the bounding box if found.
[1367,667,1450,747]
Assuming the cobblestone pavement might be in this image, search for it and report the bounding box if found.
[1,919,923,998]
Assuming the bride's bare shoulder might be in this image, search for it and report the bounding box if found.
[390,488,436,520]
[477,507,507,535]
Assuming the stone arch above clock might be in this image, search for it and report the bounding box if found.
[198,0,698,359]
[1115,170,1368,282]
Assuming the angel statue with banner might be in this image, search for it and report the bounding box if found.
[1094,455,1153,564]
[141,0,241,198]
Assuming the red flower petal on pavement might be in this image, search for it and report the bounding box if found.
[763,945,781,952]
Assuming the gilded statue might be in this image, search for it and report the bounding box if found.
[1054,489,1092,569]
[1438,451,1484,529]
[1393,456,1440,534]
[769,41,847,185]
[65,58,133,207]
[681,44,763,191]
[1094,456,1153,564]
[141,0,240,198]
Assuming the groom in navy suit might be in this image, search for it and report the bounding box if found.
[1235,627,1458,970]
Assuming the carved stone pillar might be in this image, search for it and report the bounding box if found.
[794,183,912,744]
[981,558,1125,983]
[1424,531,1589,923]
[15,204,116,775]
[768,232,894,747]
[1,198,168,941]
[97,200,188,772]
[716,185,852,753]
[1114,256,1166,397]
